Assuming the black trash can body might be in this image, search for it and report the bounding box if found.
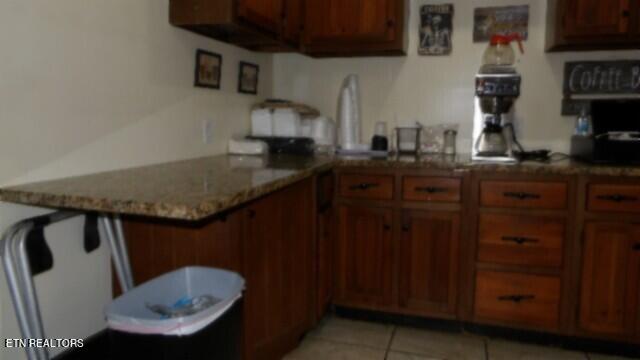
[108,299,242,360]
[105,267,244,360]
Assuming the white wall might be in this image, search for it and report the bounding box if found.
[273,0,640,153]
[2,1,640,359]
[0,1,272,359]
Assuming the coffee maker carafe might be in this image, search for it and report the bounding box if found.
[472,34,523,163]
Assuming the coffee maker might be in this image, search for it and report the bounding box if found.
[472,68,521,163]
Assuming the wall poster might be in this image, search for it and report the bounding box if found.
[473,5,529,42]
[419,4,454,56]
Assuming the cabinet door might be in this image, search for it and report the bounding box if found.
[244,180,313,359]
[304,0,398,45]
[399,210,459,316]
[237,0,284,34]
[579,222,640,337]
[563,0,631,37]
[335,205,393,307]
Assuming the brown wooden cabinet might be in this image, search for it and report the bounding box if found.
[399,210,460,317]
[470,175,573,333]
[563,0,631,37]
[169,0,299,51]
[547,0,640,51]
[335,204,393,308]
[578,222,640,338]
[120,212,244,295]
[170,0,406,56]
[302,0,407,56]
[237,0,284,34]
[333,170,465,320]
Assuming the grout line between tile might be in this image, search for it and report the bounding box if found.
[385,326,397,359]
[305,336,391,353]
[484,338,490,360]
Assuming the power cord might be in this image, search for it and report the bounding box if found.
[503,123,555,162]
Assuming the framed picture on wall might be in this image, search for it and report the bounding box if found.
[419,4,454,56]
[238,61,259,95]
[194,49,222,89]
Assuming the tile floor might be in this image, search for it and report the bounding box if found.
[284,316,637,360]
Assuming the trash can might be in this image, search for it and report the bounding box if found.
[105,266,244,360]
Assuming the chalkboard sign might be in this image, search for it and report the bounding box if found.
[564,60,640,95]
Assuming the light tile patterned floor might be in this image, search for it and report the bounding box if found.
[284,316,638,360]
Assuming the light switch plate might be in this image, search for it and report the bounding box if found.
[202,120,214,144]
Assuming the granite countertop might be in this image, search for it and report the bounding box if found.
[1,153,639,221]
[335,153,640,176]
[0,155,334,221]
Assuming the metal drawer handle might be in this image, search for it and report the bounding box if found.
[415,186,447,194]
[633,243,640,251]
[349,183,379,191]
[501,236,540,245]
[498,294,535,303]
[596,194,638,203]
[503,192,541,200]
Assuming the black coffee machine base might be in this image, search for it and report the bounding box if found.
[571,135,640,165]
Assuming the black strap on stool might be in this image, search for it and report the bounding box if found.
[83,214,100,253]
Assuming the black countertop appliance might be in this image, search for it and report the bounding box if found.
[571,99,640,165]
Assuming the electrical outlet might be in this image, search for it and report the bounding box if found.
[202,120,214,144]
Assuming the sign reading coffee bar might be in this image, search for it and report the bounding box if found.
[564,60,640,95]
[562,60,640,115]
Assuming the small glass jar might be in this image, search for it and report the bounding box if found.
[443,129,457,155]
[395,127,422,154]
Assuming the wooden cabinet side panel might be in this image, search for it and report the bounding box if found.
[243,179,314,359]
[120,213,243,296]
[316,208,334,320]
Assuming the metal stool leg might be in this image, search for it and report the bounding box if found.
[113,215,134,290]
[2,226,40,360]
[99,214,134,293]
[1,211,79,360]
[16,228,49,360]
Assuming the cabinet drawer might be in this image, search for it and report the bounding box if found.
[587,184,640,213]
[480,181,567,209]
[402,176,461,203]
[339,174,394,200]
[477,214,564,268]
[474,271,561,330]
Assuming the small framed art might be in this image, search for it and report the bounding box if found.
[238,61,259,95]
[194,49,222,89]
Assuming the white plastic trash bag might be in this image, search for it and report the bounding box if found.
[106,266,244,336]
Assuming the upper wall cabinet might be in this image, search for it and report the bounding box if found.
[302,0,408,56]
[546,0,640,51]
[169,0,407,57]
[169,0,302,51]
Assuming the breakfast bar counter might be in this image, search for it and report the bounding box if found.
[1,154,640,221]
